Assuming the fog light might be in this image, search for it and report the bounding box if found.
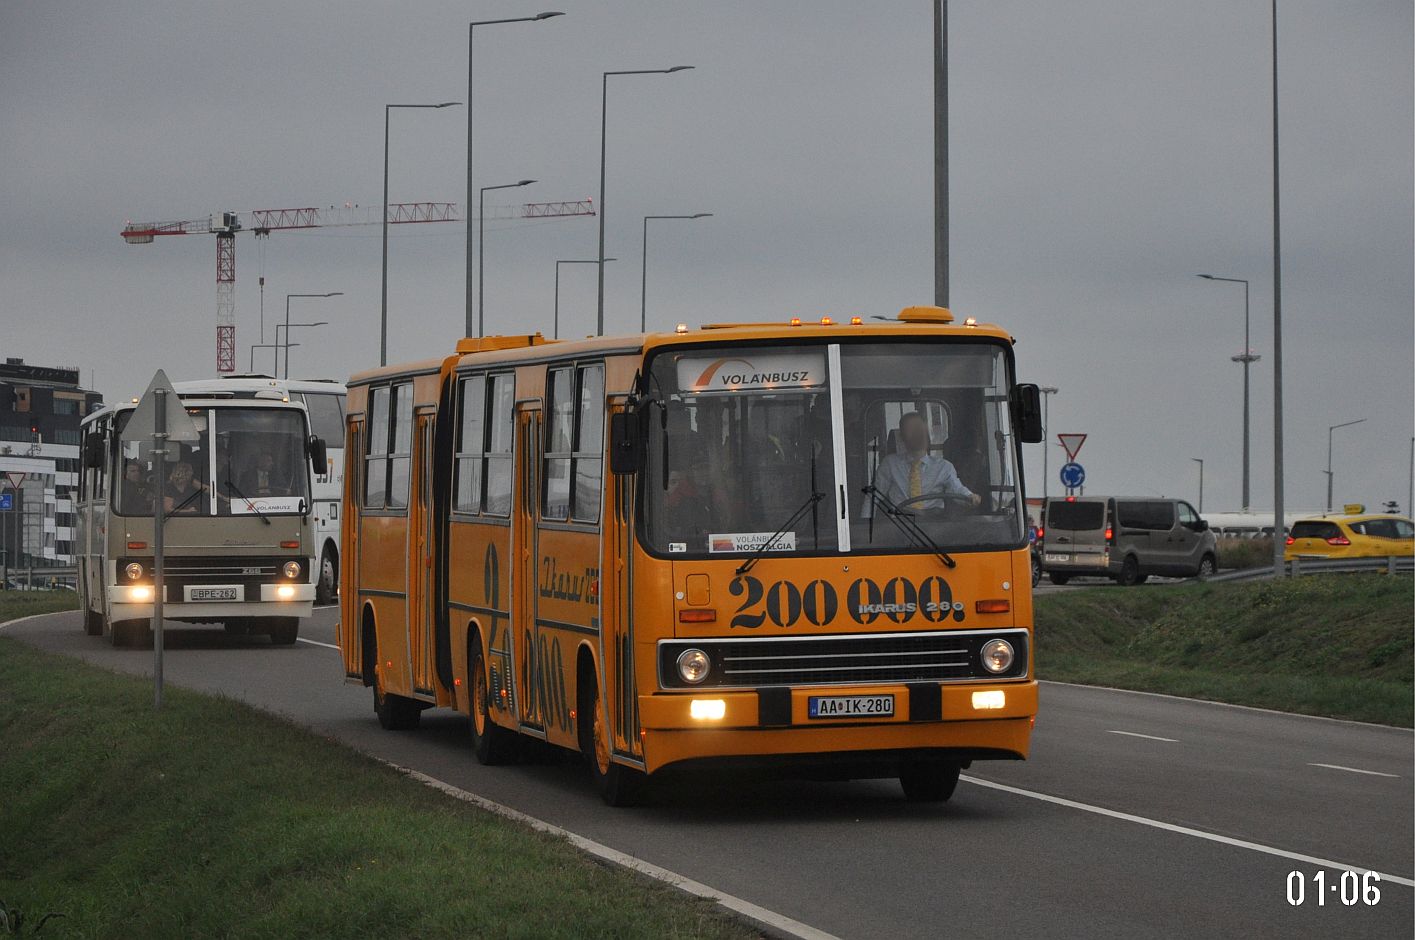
[980,638,1015,674]
[129,585,153,602]
[690,699,726,720]
[676,648,711,684]
[276,585,296,600]
[124,562,144,581]
[972,690,1006,710]
[282,560,301,579]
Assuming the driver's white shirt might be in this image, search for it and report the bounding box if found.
[873,451,972,510]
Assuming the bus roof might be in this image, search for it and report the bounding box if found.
[347,307,1015,388]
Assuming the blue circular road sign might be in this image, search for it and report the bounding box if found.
[1060,462,1085,488]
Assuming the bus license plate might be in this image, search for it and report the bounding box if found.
[808,694,894,719]
[187,585,241,602]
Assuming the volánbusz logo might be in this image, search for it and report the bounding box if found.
[678,352,825,393]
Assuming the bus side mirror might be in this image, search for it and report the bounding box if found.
[83,435,105,469]
[308,436,328,471]
[1012,384,1044,443]
[609,411,644,475]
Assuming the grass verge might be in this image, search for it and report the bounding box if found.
[0,589,79,621]
[1034,574,1414,726]
[0,638,756,939]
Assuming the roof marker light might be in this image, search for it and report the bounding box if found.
[963,317,978,327]
[789,317,802,326]
[820,316,833,325]
[849,316,863,325]
[675,323,689,334]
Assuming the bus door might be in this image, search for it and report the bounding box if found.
[604,400,643,763]
[340,421,363,681]
[409,412,436,694]
[514,401,544,733]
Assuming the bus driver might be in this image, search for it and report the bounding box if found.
[875,411,980,511]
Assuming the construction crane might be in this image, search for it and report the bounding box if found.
[120,199,595,372]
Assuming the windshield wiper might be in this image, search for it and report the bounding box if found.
[735,491,824,577]
[861,485,956,569]
[225,479,272,525]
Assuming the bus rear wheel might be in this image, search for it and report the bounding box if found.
[469,643,517,765]
[577,671,644,807]
[899,760,961,802]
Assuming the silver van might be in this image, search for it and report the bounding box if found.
[1040,496,1218,586]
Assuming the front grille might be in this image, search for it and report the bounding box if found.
[164,556,284,578]
[659,629,1029,689]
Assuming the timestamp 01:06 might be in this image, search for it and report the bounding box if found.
[1286,870,1381,906]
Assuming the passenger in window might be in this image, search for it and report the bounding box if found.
[164,461,211,514]
[874,412,979,510]
[239,453,287,497]
[121,461,153,512]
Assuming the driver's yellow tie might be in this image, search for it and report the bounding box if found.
[908,460,922,499]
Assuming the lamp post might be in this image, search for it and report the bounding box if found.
[277,323,327,380]
[555,258,615,340]
[641,214,711,332]
[1191,457,1204,513]
[384,101,460,366]
[284,293,340,379]
[596,66,694,337]
[249,343,289,374]
[934,0,948,307]
[1196,274,1258,510]
[1324,418,1366,512]
[1270,0,1286,572]
[1040,386,1058,505]
[479,180,535,336]
[467,12,564,339]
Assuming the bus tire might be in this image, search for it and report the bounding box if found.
[1047,573,1070,586]
[469,640,517,765]
[1118,555,1143,586]
[84,607,103,636]
[370,626,421,731]
[577,666,644,807]
[315,545,338,604]
[267,618,299,645]
[113,619,152,649]
[899,760,961,802]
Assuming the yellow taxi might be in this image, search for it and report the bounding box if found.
[1284,510,1414,560]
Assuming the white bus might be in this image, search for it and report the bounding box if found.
[215,376,347,601]
[76,379,332,645]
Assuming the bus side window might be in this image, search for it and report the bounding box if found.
[365,386,390,509]
[454,375,486,513]
[387,383,414,510]
[483,374,515,516]
[542,363,604,524]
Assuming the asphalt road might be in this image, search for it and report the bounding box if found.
[7,609,1412,939]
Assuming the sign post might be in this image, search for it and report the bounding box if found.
[121,370,200,709]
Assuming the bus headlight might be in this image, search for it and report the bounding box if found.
[980,638,1015,674]
[282,561,302,579]
[276,584,296,599]
[124,562,144,581]
[129,585,153,602]
[676,648,711,685]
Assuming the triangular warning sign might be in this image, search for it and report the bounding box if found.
[1057,433,1087,462]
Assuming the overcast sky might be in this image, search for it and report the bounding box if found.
[2,1,1410,513]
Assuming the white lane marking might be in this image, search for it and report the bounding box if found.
[385,761,840,940]
[1042,679,1415,733]
[961,775,1415,888]
[1106,730,1179,743]
[296,637,340,650]
[1309,763,1400,779]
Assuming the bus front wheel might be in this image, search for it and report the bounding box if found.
[577,669,644,807]
[315,545,338,605]
[266,618,299,645]
[84,607,103,637]
[899,760,961,802]
[373,663,421,731]
[111,619,152,649]
[469,642,517,765]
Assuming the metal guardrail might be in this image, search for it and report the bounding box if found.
[1,565,77,590]
[1208,556,1413,583]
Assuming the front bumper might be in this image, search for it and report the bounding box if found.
[638,679,1037,774]
[106,581,315,621]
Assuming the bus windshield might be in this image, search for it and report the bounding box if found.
[114,407,310,516]
[642,340,1024,557]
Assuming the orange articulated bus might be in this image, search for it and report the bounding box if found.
[338,306,1045,804]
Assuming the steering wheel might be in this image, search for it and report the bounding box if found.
[894,492,977,513]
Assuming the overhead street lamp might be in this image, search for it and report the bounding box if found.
[1191,457,1204,513]
[479,180,535,336]
[641,214,711,332]
[277,322,328,380]
[1039,386,1059,505]
[555,258,615,340]
[383,101,461,366]
[467,12,564,338]
[596,66,694,337]
[1269,0,1286,573]
[248,343,290,375]
[1324,418,1366,512]
[283,293,340,379]
[1197,274,1259,510]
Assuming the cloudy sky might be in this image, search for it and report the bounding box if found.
[2,1,1410,513]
